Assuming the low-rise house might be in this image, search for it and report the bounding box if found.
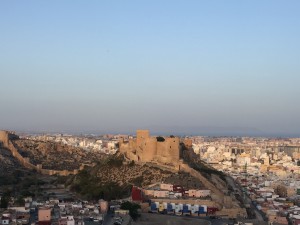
[143,189,154,196]
[24,197,32,203]
[71,203,82,209]
[187,189,197,197]
[38,207,51,222]
[275,216,288,224]
[196,190,211,198]
[99,200,108,214]
[16,213,30,225]
[160,183,173,191]
[153,190,169,198]
[1,216,10,225]
[291,215,300,225]
[58,216,75,225]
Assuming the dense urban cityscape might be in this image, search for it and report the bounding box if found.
[1,1,300,225]
[1,130,300,225]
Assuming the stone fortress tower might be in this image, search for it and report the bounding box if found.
[119,130,181,167]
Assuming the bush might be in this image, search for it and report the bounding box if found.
[106,156,124,167]
[0,175,17,185]
[0,197,9,209]
[0,190,11,209]
[131,176,143,186]
[156,136,165,142]
[70,168,127,201]
[129,160,135,167]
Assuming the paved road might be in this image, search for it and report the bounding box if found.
[102,212,112,225]
[29,208,37,225]
[225,176,264,222]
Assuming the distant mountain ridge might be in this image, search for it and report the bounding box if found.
[13,125,299,137]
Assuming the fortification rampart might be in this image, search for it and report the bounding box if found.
[0,130,83,176]
[155,137,180,165]
[180,163,224,200]
[119,130,181,168]
[0,130,10,147]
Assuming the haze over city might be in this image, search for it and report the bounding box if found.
[1,1,300,136]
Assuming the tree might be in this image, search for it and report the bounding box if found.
[129,160,135,167]
[131,176,143,186]
[275,185,287,197]
[15,196,25,206]
[0,197,8,208]
[156,136,165,142]
[120,201,141,221]
[0,189,12,209]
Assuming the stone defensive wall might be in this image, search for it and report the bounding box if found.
[179,163,224,201]
[0,130,83,176]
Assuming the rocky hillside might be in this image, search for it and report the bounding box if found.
[13,139,106,170]
[69,154,205,200]
[0,147,31,186]
[93,156,204,188]
[0,148,24,176]
[1,133,228,203]
[181,145,228,189]
[0,147,23,174]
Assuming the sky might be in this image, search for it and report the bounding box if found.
[1,1,300,136]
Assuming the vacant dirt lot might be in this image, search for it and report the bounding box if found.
[132,213,210,225]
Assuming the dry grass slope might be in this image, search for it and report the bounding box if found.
[13,139,105,170]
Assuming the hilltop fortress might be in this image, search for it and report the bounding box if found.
[119,130,226,200]
[119,130,182,168]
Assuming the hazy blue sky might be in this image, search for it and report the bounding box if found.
[1,1,300,136]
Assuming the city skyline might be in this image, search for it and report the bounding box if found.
[1,1,300,136]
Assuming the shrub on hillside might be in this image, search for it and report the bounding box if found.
[120,201,141,221]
